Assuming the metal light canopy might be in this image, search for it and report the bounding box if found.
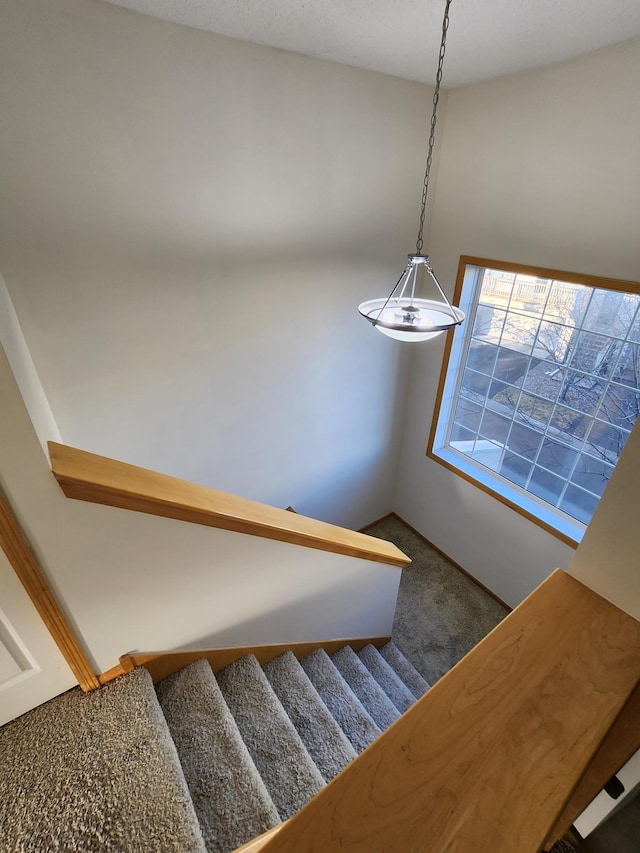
[359,0,465,342]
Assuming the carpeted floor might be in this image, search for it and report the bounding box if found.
[365,514,509,684]
[0,667,206,852]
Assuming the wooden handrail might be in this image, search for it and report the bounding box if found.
[544,680,640,848]
[251,570,640,853]
[109,635,390,685]
[233,825,283,853]
[0,490,99,691]
[49,443,410,569]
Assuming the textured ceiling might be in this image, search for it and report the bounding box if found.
[100,0,640,87]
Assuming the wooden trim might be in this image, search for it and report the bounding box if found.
[455,256,640,295]
[232,825,284,853]
[119,636,391,685]
[358,512,395,533]
[0,490,100,691]
[49,443,410,569]
[98,658,135,685]
[254,571,640,853]
[544,681,640,848]
[360,511,511,611]
[390,512,513,611]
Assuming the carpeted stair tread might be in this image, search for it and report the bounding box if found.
[0,667,206,853]
[156,659,280,853]
[264,651,357,782]
[332,646,400,730]
[358,644,416,713]
[380,641,430,699]
[216,654,324,820]
[300,648,381,754]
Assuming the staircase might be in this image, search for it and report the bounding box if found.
[154,641,429,853]
[4,571,638,852]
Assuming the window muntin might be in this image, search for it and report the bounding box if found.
[429,258,640,545]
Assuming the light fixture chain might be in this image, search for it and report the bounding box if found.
[416,0,452,255]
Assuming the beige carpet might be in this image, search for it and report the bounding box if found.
[0,667,206,853]
[366,514,509,684]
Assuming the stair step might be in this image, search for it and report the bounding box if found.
[263,652,357,782]
[216,654,325,821]
[300,648,381,754]
[358,644,416,713]
[332,646,400,730]
[380,641,430,699]
[156,660,280,853]
[0,666,207,853]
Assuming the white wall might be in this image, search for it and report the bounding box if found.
[569,418,640,621]
[0,0,436,530]
[0,343,402,674]
[0,274,61,455]
[394,39,640,606]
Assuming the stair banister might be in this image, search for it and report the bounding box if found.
[48,442,410,568]
[246,570,640,853]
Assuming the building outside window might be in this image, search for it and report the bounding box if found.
[429,257,640,544]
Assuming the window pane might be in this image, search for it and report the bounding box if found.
[596,385,640,433]
[535,321,573,365]
[450,437,503,472]
[494,347,530,385]
[559,486,600,525]
[431,260,640,539]
[523,362,565,404]
[508,422,543,460]
[500,452,532,487]
[529,467,565,504]
[514,392,553,428]
[480,270,515,305]
[478,409,512,444]
[489,380,519,410]
[501,313,539,354]
[570,454,614,498]
[466,340,499,374]
[507,275,549,317]
[536,439,578,479]
[461,368,492,399]
[629,304,640,343]
[452,396,483,433]
[473,305,505,342]
[583,288,636,336]
[585,420,630,463]
[566,332,619,380]
[555,373,603,417]
[450,423,476,444]
[544,282,591,325]
[613,342,640,388]
[549,403,588,437]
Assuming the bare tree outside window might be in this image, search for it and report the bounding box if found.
[431,260,640,537]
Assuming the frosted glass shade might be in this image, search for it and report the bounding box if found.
[358,297,465,342]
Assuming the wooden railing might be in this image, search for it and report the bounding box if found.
[544,680,640,847]
[236,570,640,853]
[49,443,409,568]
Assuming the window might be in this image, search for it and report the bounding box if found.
[429,257,640,545]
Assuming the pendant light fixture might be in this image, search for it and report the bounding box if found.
[359,0,464,342]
